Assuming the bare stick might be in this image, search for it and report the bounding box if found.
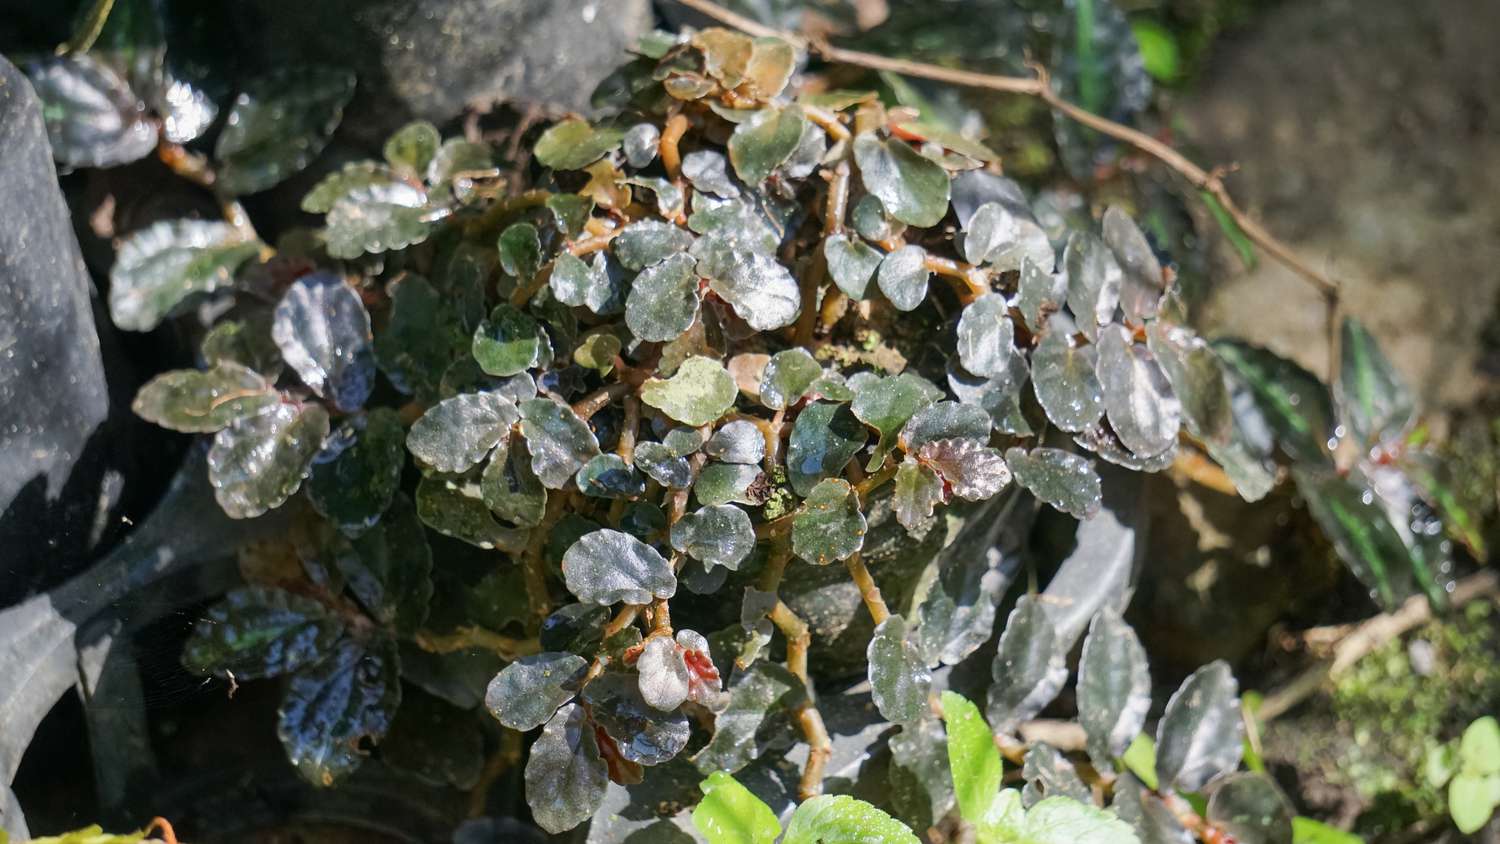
[770,599,832,799]
[844,553,890,625]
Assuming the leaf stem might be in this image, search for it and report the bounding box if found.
[414,626,540,661]
[843,552,889,625]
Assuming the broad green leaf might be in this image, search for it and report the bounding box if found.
[1155,661,1243,792]
[957,294,1016,379]
[273,273,376,411]
[278,636,400,787]
[1291,817,1364,844]
[728,106,807,184]
[484,652,588,731]
[472,304,552,377]
[637,635,691,711]
[915,439,1011,501]
[642,356,738,427]
[1077,611,1151,772]
[626,252,702,343]
[481,436,547,527]
[415,476,528,552]
[1207,773,1294,844]
[182,586,342,680]
[893,458,945,532]
[1022,744,1091,808]
[383,120,440,177]
[980,791,1140,844]
[694,662,806,774]
[824,234,884,300]
[693,771,781,844]
[787,401,867,495]
[303,161,397,213]
[574,331,622,375]
[1147,321,1232,446]
[547,193,595,237]
[201,314,283,376]
[497,222,543,280]
[324,182,433,259]
[1064,231,1122,340]
[1097,324,1180,458]
[783,795,920,844]
[1016,258,1066,333]
[987,596,1068,732]
[761,348,822,410]
[108,220,261,332]
[1337,316,1415,448]
[852,194,905,242]
[215,67,356,195]
[792,478,867,564]
[1033,327,1104,433]
[524,703,609,833]
[706,420,766,464]
[1005,447,1102,519]
[853,133,951,227]
[868,614,932,723]
[576,453,646,499]
[425,137,493,186]
[1121,736,1159,792]
[852,372,942,470]
[1291,466,1415,609]
[534,119,625,170]
[519,398,602,488]
[561,528,676,605]
[132,362,277,433]
[1102,207,1163,325]
[1212,339,1334,464]
[1449,772,1499,835]
[340,493,433,634]
[616,219,696,271]
[941,690,1003,823]
[902,401,992,450]
[27,54,157,168]
[673,504,756,570]
[878,244,932,312]
[407,392,519,473]
[209,402,329,519]
[1461,717,1500,775]
[635,441,694,489]
[306,408,405,535]
[695,462,763,506]
[373,273,465,398]
[709,253,801,331]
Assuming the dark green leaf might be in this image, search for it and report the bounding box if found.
[1155,660,1242,792]
[852,194,905,242]
[1033,327,1104,433]
[201,314,283,376]
[472,304,552,377]
[132,362,277,433]
[562,528,676,605]
[868,615,932,723]
[915,493,1020,665]
[889,717,956,829]
[616,220,696,271]
[1212,340,1334,464]
[577,453,646,499]
[215,68,356,195]
[710,253,802,331]
[182,586,342,680]
[693,771,781,844]
[728,106,807,184]
[782,794,919,844]
[1064,231,1122,341]
[306,408,405,535]
[877,244,932,312]
[373,273,464,398]
[1039,479,1142,645]
[415,476,528,552]
[1291,466,1415,609]
[584,670,690,764]
[1006,447,1101,519]
[1102,207,1164,324]
[534,119,624,171]
[273,273,375,411]
[941,690,1002,823]
[672,504,755,570]
[481,436,547,526]
[705,421,765,464]
[852,372,942,470]
[642,356,738,427]
[695,462,762,507]
[853,133,951,227]
[1097,325,1180,458]
[497,222,543,280]
[209,402,329,519]
[1112,773,1193,844]
[792,478,866,564]
[278,636,401,787]
[694,662,806,774]
[824,234,883,300]
[338,494,432,634]
[383,120,440,178]
[956,293,1016,379]
[786,402,867,496]
[407,391,519,473]
[626,252,702,343]
[635,442,694,489]
[547,193,595,238]
[303,161,397,213]
[1147,321,1232,446]
[108,220,261,332]
[1207,773,1294,844]
[484,652,588,731]
[519,398,602,488]
[1337,317,1415,448]
[1078,610,1151,772]
[760,349,822,411]
[28,54,157,168]
[524,703,609,833]
[987,596,1068,732]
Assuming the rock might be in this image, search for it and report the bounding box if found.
[232,0,654,139]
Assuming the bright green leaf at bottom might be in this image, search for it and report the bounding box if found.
[782,794,919,844]
[693,771,781,844]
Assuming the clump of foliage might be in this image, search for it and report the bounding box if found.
[64,10,1478,840]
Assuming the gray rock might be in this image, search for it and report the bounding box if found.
[232,0,654,138]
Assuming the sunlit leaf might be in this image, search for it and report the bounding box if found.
[728,106,807,184]
[987,596,1069,732]
[642,356,738,427]
[956,293,1016,380]
[273,273,375,411]
[209,402,329,519]
[1212,339,1334,464]
[941,690,1002,823]
[869,615,932,724]
[637,636,691,712]
[760,348,822,411]
[1155,660,1242,793]
[525,703,609,833]
[407,392,519,473]
[481,435,547,527]
[824,234,884,300]
[711,253,802,331]
[215,67,356,195]
[626,252,702,343]
[1078,610,1151,773]
[853,372,942,470]
[132,362,277,433]
[1033,326,1104,433]
[853,133,951,227]
[1102,207,1163,325]
[1016,258,1067,332]
[902,402,992,451]
[1147,321,1232,446]
[472,303,552,377]
[916,438,1011,501]
[1022,744,1091,808]
[694,662,805,774]
[623,122,660,168]
[782,794,919,844]
[426,137,493,186]
[1097,324,1180,458]
[792,478,867,564]
[108,219,261,332]
[635,441,694,489]
[576,453,646,499]
[415,476,528,551]
[672,504,756,571]
[278,636,400,787]
[27,54,157,168]
[786,402,866,496]
[1007,446,1102,520]
[878,244,932,312]
[695,462,763,507]
[1336,316,1415,448]
[706,420,766,465]
[562,528,676,605]
[693,771,781,844]
[893,458,945,532]
[534,118,625,171]
[1291,466,1415,609]
[485,652,588,731]
[519,398,602,488]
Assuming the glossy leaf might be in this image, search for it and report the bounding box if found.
[407,392,519,473]
[485,652,588,731]
[695,463,763,506]
[710,253,801,331]
[878,244,932,312]
[706,421,766,464]
[426,137,493,186]
[534,119,624,171]
[1078,611,1152,772]
[902,401,992,450]
[683,150,740,198]
[626,252,702,342]
[957,294,1016,380]
[916,439,1011,501]
[760,349,821,411]
[552,252,616,315]
[562,528,676,605]
[615,220,696,272]
[1337,316,1414,448]
[1097,324,1180,458]
[893,458,945,532]
[306,408,406,534]
[481,436,548,527]
[1213,340,1334,464]
[278,636,401,787]
[782,795,919,844]
[1033,328,1104,433]
[209,402,330,519]
[915,493,1021,666]
[693,771,781,844]
[636,636,692,712]
[987,596,1069,732]
[981,790,1141,844]
[786,401,867,495]
[324,182,433,259]
[576,453,646,499]
[1005,447,1102,520]
[941,690,1003,823]
[132,362,277,433]
[824,234,884,300]
[1016,258,1066,332]
[1207,773,1294,844]
[962,202,1018,265]
[1450,771,1500,834]
[852,373,942,470]
[642,356,738,427]
[1112,773,1192,844]
[215,68,356,195]
[1147,321,1232,446]
[182,586,342,680]
[868,615,932,723]
[635,442,694,489]
[519,398,602,488]
[273,273,376,411]
[693,662,805,774]
[1155,660,1243,793]
[108,220,261,332]
[28,54,157,168]
[472,304,551,377]
[374,274,466,398]
[672,504,755,570]
[415,476,527,551]
[728,106,807,184]
[339,493,432,634]
[792,479,866,564]
[1291,466,1415,609]
[853,133,951,227]
[1022,744,1091,808]
[497,222,543,281]
[1102,207,1164,325]
[1064,231,1122,340]
[623,122,661,168]
[524,703,609,833]
[382,120,440,177]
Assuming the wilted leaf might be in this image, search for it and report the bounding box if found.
[868,615,932,723]
[1064,231,1123,341]
[824,234,883,300]
[273,273,375,411]
[1337,316,1415,448]
[693,771,781,844]
[577,453,646,499]
[182,586,342,679]
[1155,661,1242,793]
[728,106,807,184]
[108,220,261,332]
[1102,207,1164,325]
[415,476,528,551]
[525,703,609,833]
[1097,324,1180,458]
[306,408,405,534]
[562,528,676,605]
[1078,611,1152,772]
[215,67,356,195]
[853,133,951,227]
[519,398,602,488]
[853,372,942,470]
[916,439,1011,501]
[987,596,1069,732]
[209,402,329,519]
[27,54,157,168]
[481,436,548,527]
[782,795,919,844]
[278,636,401,787]
[1033,327,1104,433]
[786,402,867,495]
[132,362,277,433]
[626,252,702,343]
[672,504,755,570]
[1206,773,1294,844]
[742,36,795,99]
[642,356,738,427]
[956,293,1016,380]
[710,253,801,331]
[485,652,588,731]
[1147,321,1231,446]
[792,478,867,564]
[941,691,1002,823]
[878,244,932,312]
[534,119,625,171]
[407,392,519,473]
